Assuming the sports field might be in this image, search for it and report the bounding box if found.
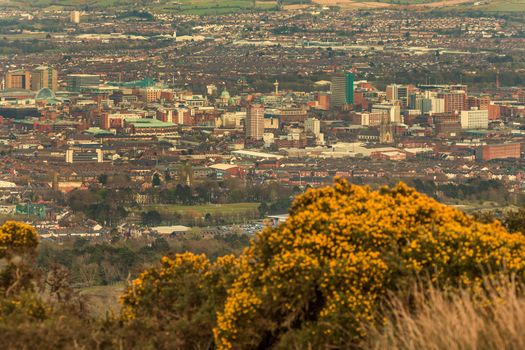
[141,202,260,216]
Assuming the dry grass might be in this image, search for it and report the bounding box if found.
[365,280,525,350]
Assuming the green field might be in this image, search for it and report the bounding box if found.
[142,202,260,216]
[2,0,523,13]
[0,0,279,14]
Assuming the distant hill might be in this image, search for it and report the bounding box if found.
[312,0,525,12]
[0,0,281,14]
[1,0,523,13]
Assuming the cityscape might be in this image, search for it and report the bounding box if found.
[1,1,525,349]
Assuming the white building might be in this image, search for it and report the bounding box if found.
[70,11,81,24]
[461,109,489,129]
[431,98,445,114]
[305,117,321,136]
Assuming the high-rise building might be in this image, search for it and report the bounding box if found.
[431,97,445,114]
[440,91,466,114]
[31,66,58,92]
[386,84,408,105]
[70,11,81,24]
[245,104,265,140]
[5,70,31,90]
[330,72,354,108]
[66,74,100,91]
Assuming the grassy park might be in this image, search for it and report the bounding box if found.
[135,202,261,226]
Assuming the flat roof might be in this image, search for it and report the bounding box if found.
[231,150,283,159]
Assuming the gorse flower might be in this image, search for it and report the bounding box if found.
[0,221,38,259]
[214,179,525,349]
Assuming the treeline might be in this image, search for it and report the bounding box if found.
[408,178,513,204]
[37,233,250,289]
[66,177,297,226]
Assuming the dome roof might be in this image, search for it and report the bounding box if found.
[220,89,231,99]
[35,88,56,101]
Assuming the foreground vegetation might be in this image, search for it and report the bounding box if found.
[2,180,525,349]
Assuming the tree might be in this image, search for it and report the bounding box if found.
[214,180,525,349]
[97,174,108,185]
[152,173,161,187]
[141,210,162,227]
[503,209,525,234]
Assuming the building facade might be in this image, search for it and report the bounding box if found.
[5,70,31,90]
[31,66,58,92]
[245,104,265,140]
[476,143,521,162]
[460,109,489,129]
[330,72,354,108]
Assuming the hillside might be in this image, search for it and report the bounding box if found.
[312,0,525,12]
[0,0,523,13]
[0,0,280,13]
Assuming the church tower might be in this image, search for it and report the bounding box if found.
[379,114,394,144]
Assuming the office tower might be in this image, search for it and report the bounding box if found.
[330,72,354,108]
[31,66,58,91]
[5,70,31,90]
[66,74,100,91]
[460,109,489,129]
[245,104,265,140]
[386,84,408,106]
[70,11,81,24]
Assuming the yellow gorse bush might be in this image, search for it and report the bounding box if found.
[214,180,525,349]
[120,252,212,320]
[120,252,240,349]
[0,221,38,259]
[0,221,42,319]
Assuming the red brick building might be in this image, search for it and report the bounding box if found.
[476,143,521,162]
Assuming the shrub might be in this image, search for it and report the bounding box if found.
[214,180,525,349]
[120,253,238,349]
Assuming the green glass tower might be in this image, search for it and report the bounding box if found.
[331,72,354,107]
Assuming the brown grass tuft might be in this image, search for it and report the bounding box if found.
[365,278,525,350]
